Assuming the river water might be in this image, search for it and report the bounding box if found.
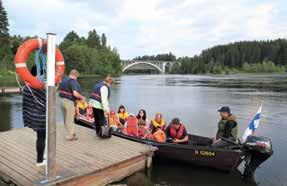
[0,74,287,186]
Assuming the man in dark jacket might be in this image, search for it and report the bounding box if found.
[59,69,85,141]
[212,106,238,148]
[22,66,46,167]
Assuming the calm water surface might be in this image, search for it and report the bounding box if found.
[0,74,286,186]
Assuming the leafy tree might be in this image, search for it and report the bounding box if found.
[87,29,101,49]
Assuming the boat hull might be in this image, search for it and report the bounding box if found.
[112,132,244,172]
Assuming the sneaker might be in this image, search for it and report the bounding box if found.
[65,135,78,141]
[36,160,46,167]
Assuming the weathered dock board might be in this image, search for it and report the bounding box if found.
[0,87,22,94]
[0,125,156,186]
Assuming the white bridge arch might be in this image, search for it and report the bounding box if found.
[121,60,178,74]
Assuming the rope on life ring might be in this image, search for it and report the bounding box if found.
[14,38,65,89]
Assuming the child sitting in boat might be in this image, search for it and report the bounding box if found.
[136,109,149,128]
[138,119,153,140]
[123,114,138,137]
[153,126,166,143]
[150,113,166,133]
[108,111,122,131]
[118,105,129,126]
[75,100,94,124]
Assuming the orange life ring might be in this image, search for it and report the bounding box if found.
[14,38,65,89]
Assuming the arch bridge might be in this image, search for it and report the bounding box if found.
[121,60,178,73]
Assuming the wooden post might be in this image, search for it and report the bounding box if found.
[46,33,57,182]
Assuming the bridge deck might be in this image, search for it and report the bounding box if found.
[0,125,156,186]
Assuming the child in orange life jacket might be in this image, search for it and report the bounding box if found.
[108,111,122,131]
[165,118,189,144]
[124,114,138,137]
[138,119,153,140]
[153,126,166,143]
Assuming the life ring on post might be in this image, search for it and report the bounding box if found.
[14,38,65,89]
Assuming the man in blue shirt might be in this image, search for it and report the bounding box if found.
[59,69,86,141]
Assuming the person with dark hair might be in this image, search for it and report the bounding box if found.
[59,69,85,141]
[212,106,238,148]
[165,118,189,144]
[89,74,114,135]
[22,66,46,170]
[117,105,129,125]
[136,109,149,128]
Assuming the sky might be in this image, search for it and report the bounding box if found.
[3,0,287,59]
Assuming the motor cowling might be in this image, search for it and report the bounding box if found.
[242,136,273,181]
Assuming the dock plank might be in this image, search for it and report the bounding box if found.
[0,125,156,186]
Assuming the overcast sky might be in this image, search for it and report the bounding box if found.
[4,0,287,59]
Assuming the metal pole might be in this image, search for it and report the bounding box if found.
[46,33,57,181]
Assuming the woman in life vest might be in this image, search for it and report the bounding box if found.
[124,114,138,137]
[136,109,149,128]
[108,111,122,131]
[117,105,129,125]
[153,126,166,143]
[165,118,189,144]
[150,113,166,133]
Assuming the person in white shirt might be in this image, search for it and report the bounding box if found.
[89,75,113,134]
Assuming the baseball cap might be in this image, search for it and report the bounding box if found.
[217,106,231,113]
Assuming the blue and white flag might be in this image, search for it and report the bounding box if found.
[242,104,263,142]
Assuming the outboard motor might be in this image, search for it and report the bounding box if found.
[243,136,273,180]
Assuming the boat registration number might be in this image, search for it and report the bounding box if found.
[195,150,216,156]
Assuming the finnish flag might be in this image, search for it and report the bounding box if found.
[242,104,263,142]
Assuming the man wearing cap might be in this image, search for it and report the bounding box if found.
[59,69,86,141]
[212,106,238,148]
[165,118,189,144]
[89,74,114,135]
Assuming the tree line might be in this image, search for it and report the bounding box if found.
[0,1,122,76]
[134,52,176,61]
[170,40,286,74]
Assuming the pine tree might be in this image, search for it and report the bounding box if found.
[0,0,9,45]
[101,33,107,49]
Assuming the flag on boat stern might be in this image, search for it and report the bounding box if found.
[242,103,263,142]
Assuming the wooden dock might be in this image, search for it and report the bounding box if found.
[0,125,156,186]
[0,87,22,94]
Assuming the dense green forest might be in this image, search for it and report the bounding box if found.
[135,40,287,74]
[0,1,121,76]
[170,40,287,74]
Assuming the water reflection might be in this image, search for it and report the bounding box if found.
[1,74,287,186]
[123,159,257,186]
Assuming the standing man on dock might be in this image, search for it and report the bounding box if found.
[89,74,114,135]
[22,66,47,169]
[59,69,86,141]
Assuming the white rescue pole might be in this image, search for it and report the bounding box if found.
[46,33,57,181]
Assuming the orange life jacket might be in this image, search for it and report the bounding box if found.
[153,129,166,143]
[125,116,138,137]
[170,123,186,139]
[138,127,147,138]
[109,115,120,128]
